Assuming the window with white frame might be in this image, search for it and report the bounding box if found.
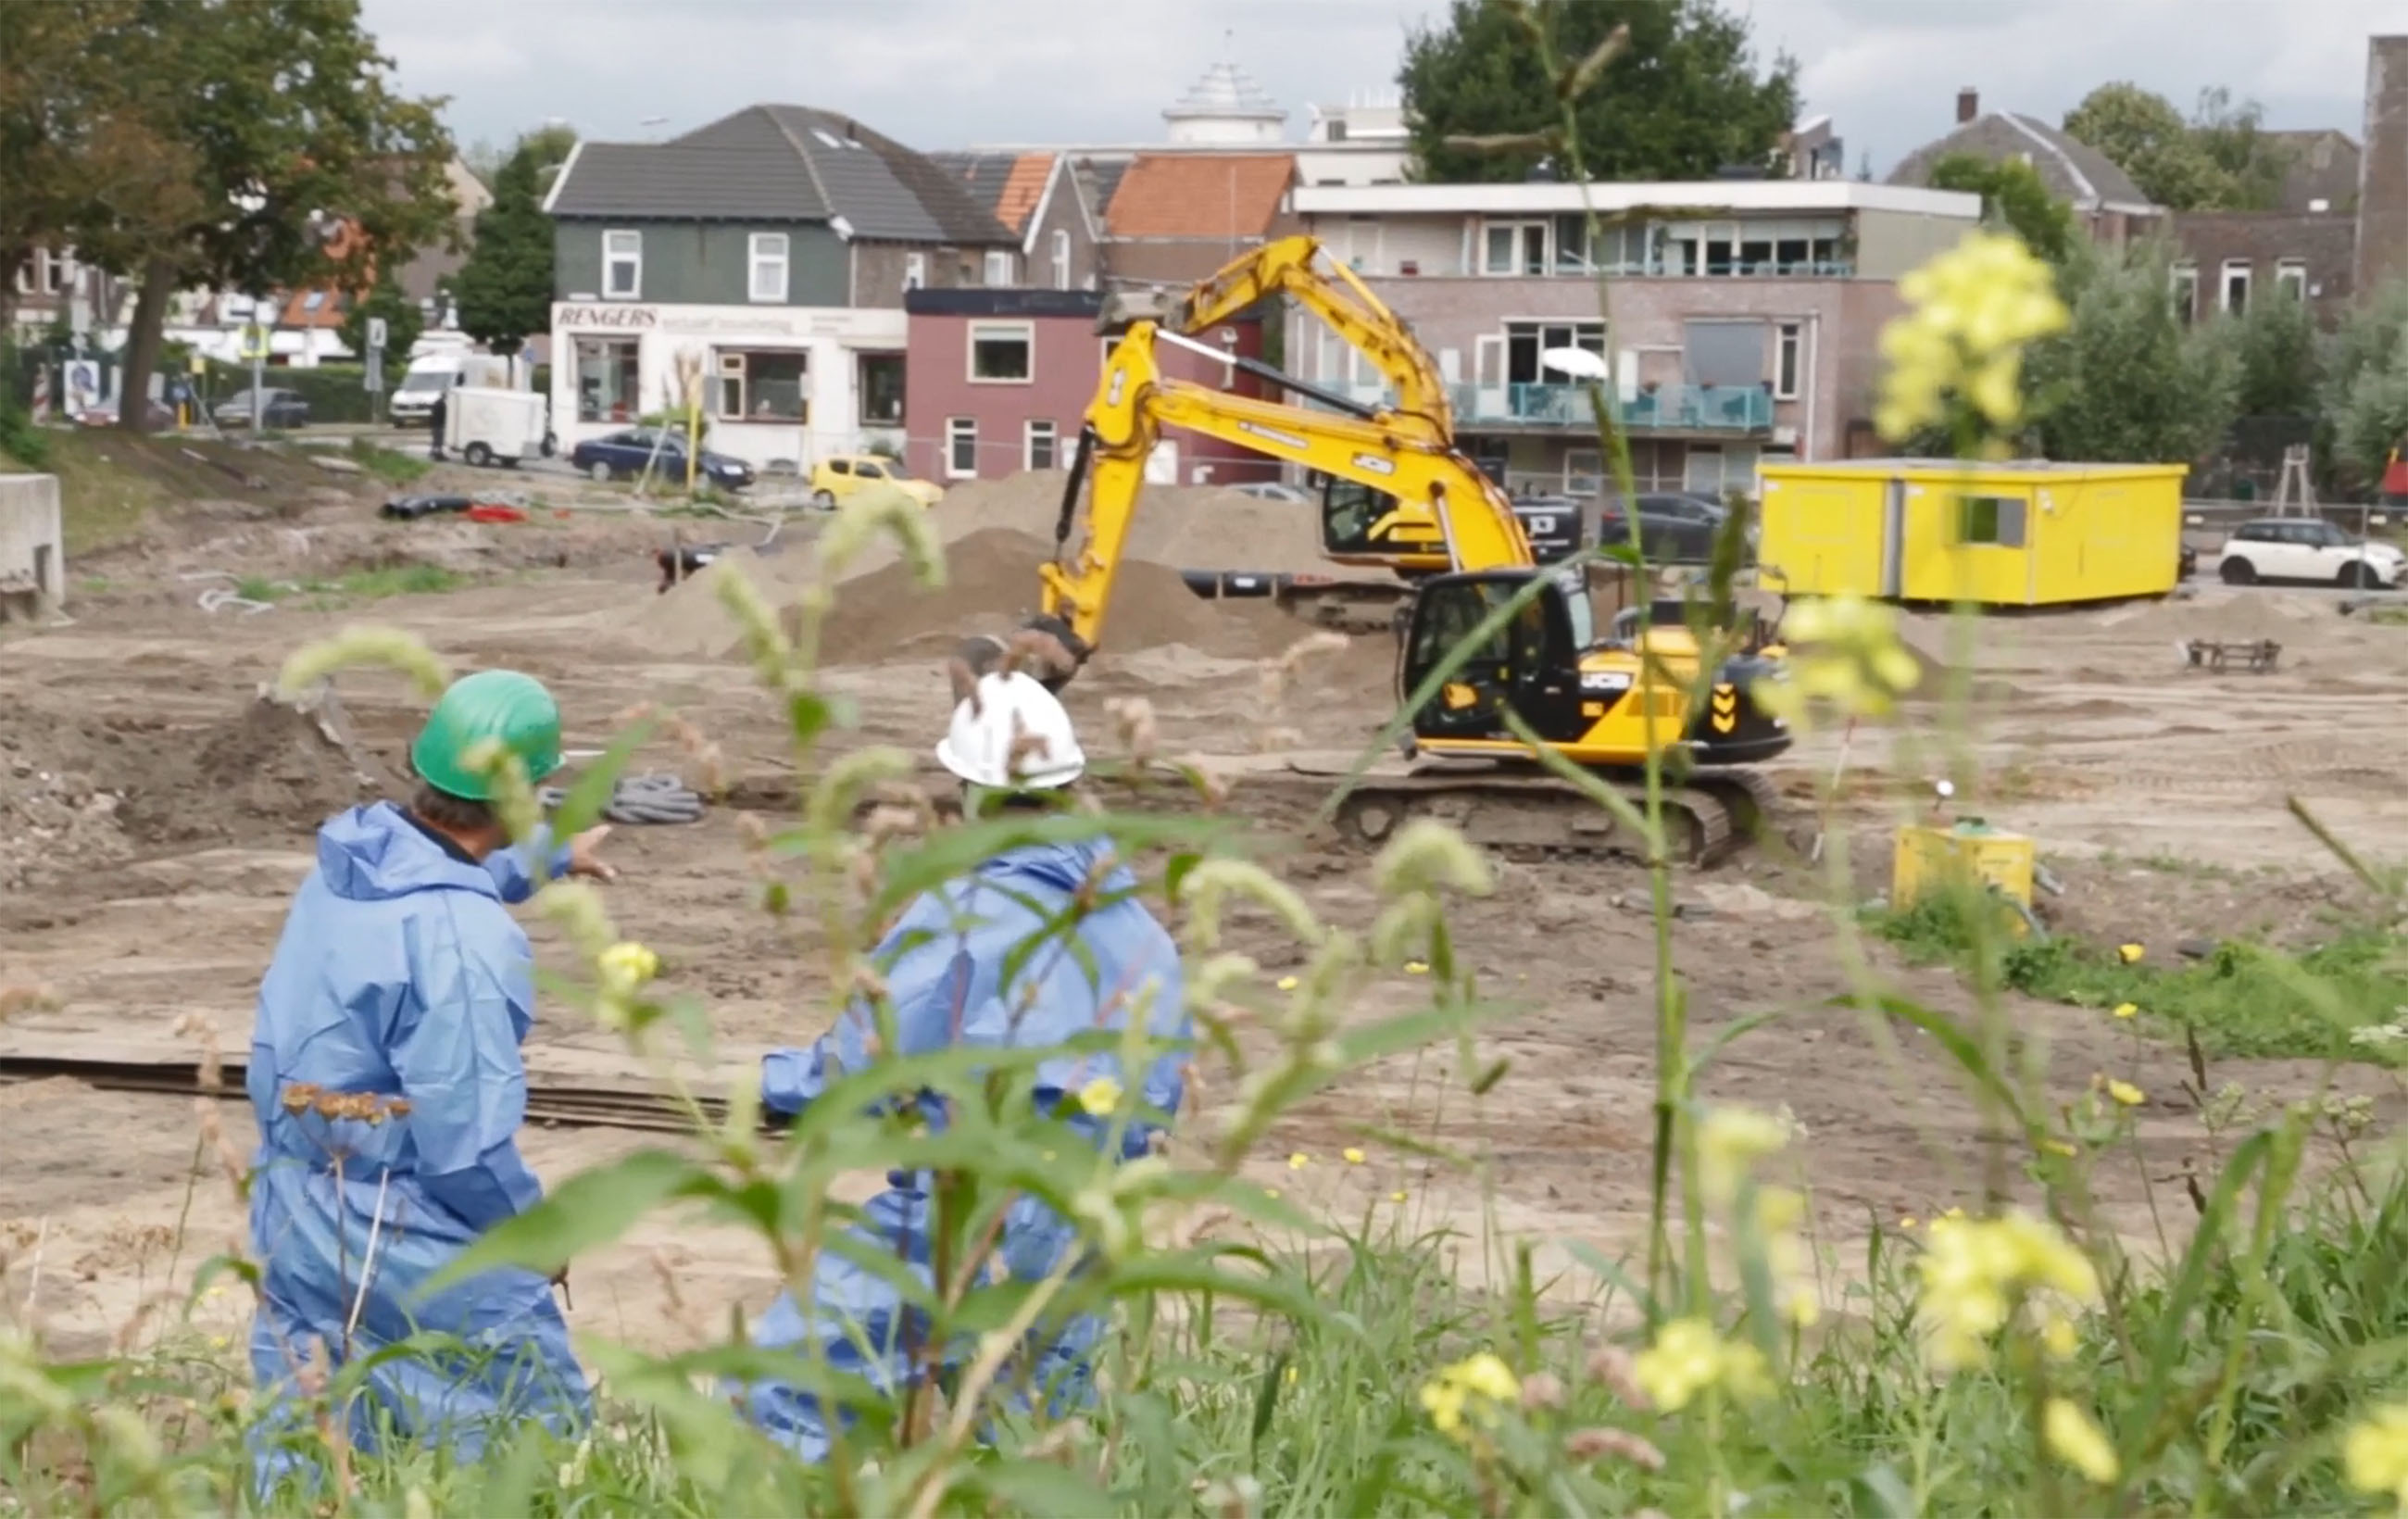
[1503,320,1606,383]
[984,249,1015,287]
[1775,322,1802,400]
[969,321,1033,383]
[1024,419,1059,471]
[712,348,809,421]
[2221,259,2251,315]
[2171,262,2199,324]
[603,230,642,299]
[1481,220,1549,276]
[946,417,978,479]
[2276,258,2307,301]
[904,252,926,291]
[1564,447,1602,494]
[748,232,789,303]
[1050,229,1071,291]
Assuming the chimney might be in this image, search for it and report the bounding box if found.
[1957,87,1979,125]
[2357,37,2408,298]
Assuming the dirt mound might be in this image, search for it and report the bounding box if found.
[818,526,1274,666]
[122,689,392,846]
[621,543,812,658]
[929,472,1327,574]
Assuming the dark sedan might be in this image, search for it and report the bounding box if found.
[1599,492,1736,564]
[570,428,754,490]
[211,387,310,429]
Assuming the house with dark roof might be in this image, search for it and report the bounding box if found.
[927,152,1107,293]
[1887,88,2163,246]
[540,104,1018,471]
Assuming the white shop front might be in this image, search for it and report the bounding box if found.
[550,300,909,472]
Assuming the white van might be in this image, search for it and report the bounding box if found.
[388,352,513,424]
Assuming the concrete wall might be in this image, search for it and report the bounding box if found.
[1852,208,1977,279]
[0,473,64,619]
[553,220,847,306]
[2358,36,2408,298]
[850,241,1015,308]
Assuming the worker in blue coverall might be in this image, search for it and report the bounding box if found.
[245,670,616,1486]
[744,670,1190,1459]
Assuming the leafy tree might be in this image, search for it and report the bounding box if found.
[58,0,455,433]
[336,267,423,360]
[0,0,202,337]
[2229,291,2319,418]
[1927,154,2076,265]
[2021,241,2238,464]
[1399,0,1800,183]
[2061,82,2289,212]
[455,131,570,353]
[2322,281,2408,486]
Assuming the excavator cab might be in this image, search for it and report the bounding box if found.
[1315,474,1447,569]
[1401,570,1595,747]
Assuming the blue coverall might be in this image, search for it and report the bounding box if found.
[745,835,1189,1459]
[245,801,588,1483]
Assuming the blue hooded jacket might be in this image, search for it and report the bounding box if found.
[746,835,1188,1459]
[245,801,588,1481]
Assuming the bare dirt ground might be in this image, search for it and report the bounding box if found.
[6,463,2407,1362]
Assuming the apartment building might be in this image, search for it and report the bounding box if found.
[1286,179,1982,497]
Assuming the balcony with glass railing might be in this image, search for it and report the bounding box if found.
[1323,381,1774,433]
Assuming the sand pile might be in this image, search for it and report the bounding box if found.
[928,472,1328,574]
[624,544,814,659]
[817,526,1277,665]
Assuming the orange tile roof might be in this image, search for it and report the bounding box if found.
[1104,153,1293,240]
[996,152,1053,232]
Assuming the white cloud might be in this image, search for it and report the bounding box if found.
[360,0,2384,173]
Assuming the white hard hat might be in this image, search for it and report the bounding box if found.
[936,671,1085,789]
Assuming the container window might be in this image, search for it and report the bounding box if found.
[1957,494,2026,547]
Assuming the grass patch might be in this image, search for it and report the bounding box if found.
[233,563,467,608]
[1873,895,2408,1061]
[347,436,433,485]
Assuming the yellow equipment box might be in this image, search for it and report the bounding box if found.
[1893,820,2037,923]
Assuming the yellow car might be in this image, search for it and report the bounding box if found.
[809,454,942,509]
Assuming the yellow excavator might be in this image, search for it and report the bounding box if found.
[999,273,1791,862]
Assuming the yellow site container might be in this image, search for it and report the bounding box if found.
[1893,821,2037,932]
[1757,459,2189,607]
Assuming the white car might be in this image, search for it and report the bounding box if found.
[2214,518,2404,588]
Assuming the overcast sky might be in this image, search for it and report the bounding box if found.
[357,0,2394,176]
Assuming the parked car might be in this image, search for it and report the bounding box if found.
[809,453,940,508]
[1596,492,1734,564]
[1234,481,1311,504]
[211,387,309,429]
[75,397,179,430]
[570,428,754,490]
[2214,517,2403,587]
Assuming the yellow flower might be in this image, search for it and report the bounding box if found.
[2117,943,2145,964]
[1419,1351,1522,1441]
[1698,1105,1789,1206]
[1872,230,2068,444]
[1264,1187,1281,1200]
[2107,1079,2144,1108]
[597,940,659,995]
[1754,594,1921,728]
[2041,1313,2079,1361]
[2041,1138,2077,1157]
[1900,1216,1919,1231]
[2112,1002,2138,1020]
[1631,1318,1772,1412]
[1288,1151,1311,1171]
[1390,1189,1408,1203]
[2042,1397,2120,1484]
[1342,1147,1366,1165]
[1403,960,1430,976]
[1915,1210,2101,1372]
[2345,1404,2408,1507]
[1275,974,1299,991]
[1284,1364,1298,1385]
[1075,1075,1123,1118]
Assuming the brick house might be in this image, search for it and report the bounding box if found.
[902,286,1274,485]
[1887,88,2164,246]
[930,152,1109,293]
[1286,179,1982,496]
[542,104,1019,470]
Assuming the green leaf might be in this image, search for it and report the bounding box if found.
[426,1148,705,1292]
[549,714,659,840]
[1853,1463,1922,1519]
[1249,1346,1290,1458]
[966,1460,1113,1514]
[1847,992,2034,1136]
[2134,1129,2271,1437]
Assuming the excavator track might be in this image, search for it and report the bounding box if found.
[1326,765,1780,866]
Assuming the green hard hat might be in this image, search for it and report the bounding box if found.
[410,669,563,801]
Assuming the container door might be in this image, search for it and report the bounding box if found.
[1880,477,1905,598]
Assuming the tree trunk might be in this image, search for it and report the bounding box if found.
[116,256,177,436]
